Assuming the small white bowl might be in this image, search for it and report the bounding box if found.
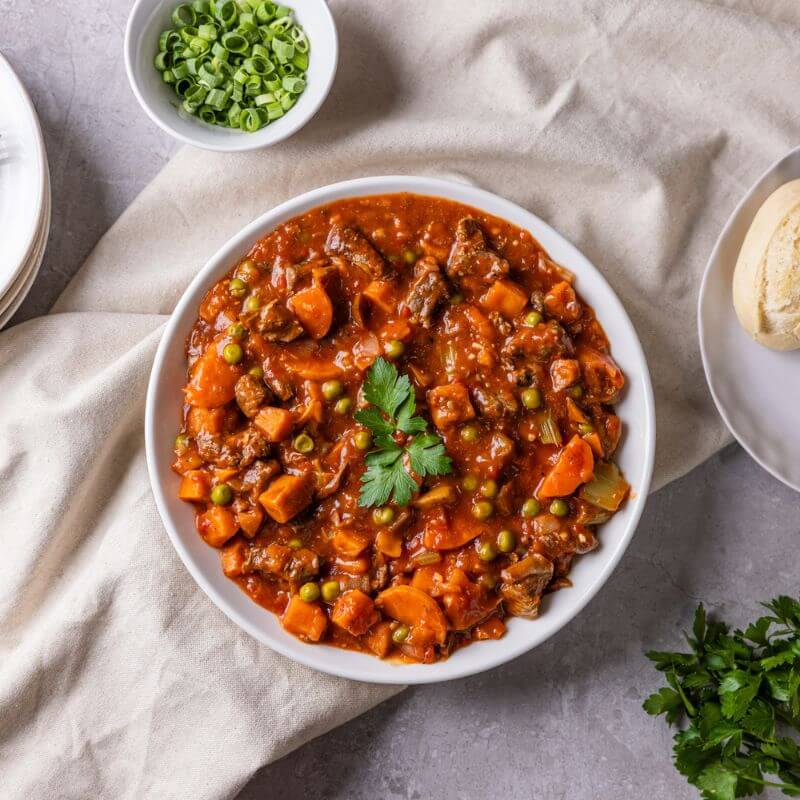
[145,176,655,684]
[124,0,338,152]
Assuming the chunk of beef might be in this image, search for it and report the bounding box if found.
[500,553,554,618]
[261,357,294,401]
[501,321,573,364]
[549,358,581,392]
[241,458,281,497]
[235,373,268,418]
[253,300,304,343]
[446,218,510,283]
[325,224,387,278]
[195,428,269,468]
[471,384,519,419]
[403,257,450,328]
[246,542,320,581]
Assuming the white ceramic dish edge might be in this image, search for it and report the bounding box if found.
[697,146,800,493]
[0,50,47,294]
[145,176,656,684]
[124,0,338,152]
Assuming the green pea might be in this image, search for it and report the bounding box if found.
[521,498,540,518]
[568,385,584,399]
[227,322,247,339]
[334,397,352,415]
[372,506,395,526]
[384,339,405,360]
[293,433,314,454]
[354,430,372,450]
[479,479,499,499]
[249,365,264,378]
[521,388,542,409]
[322,379,344,400]
[461,474,479,492]
[229,277,247,297]
[524,310,543,327]
[210,483,232,505]
[222,343,243,365]
[392,623,410,644]
[450,292,464,305]
[243,294,261,312]
[497,529,516,553]
[578,422,595,435]
[287,538,303,550]
[402,249,417,265]
[550,499,569,517]
[478,541,497,562]
[460,424,479,444]
[321,580,340,603]
[472,500,494,521]
[299,582,320,603]
[174,433,190,453]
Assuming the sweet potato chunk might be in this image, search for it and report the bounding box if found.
[187,407,227,436]
[544,280,582,323]
[375,529,403,558]
[221,539,248,577]
[178,470,209,502]
[480,280,528,319]
[259,474,313,523]
[253,407,294,443]
[185,339,242,408]
[364,620,393,658]
[282,595,327,642]
[538,435,595,498]
[375,585,448,645]
[197,506,239,547]
[290,285,334,340]
[331,589,380,636]
[237,505,264,537]
[427,382,475,429]
[332,528,371,558]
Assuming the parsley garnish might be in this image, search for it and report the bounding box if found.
[644,596,800,799]
[355,358,451,507]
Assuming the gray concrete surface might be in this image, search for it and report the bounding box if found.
[2,3,797,799]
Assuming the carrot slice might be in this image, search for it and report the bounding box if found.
[538,434,595,498]
[290,285,333,339]
[375,584,448,645]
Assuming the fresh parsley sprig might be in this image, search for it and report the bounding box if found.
[354,358,452,507]
[644,596,800,800]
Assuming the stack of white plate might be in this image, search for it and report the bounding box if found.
[0,51,50,329]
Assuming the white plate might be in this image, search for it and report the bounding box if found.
[0,51,47,297]
[698,147,800,493]
[145,176,656,684]
[0,168,50,328]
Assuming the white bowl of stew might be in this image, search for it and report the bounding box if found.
[145,176,655,684]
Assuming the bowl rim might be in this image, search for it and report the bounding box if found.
[145,175,656,684]
[123,0,339,152]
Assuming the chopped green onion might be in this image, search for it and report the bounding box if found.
[155,0,309,133]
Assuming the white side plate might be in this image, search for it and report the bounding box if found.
[698,147,800,493]
[0,51,47,297]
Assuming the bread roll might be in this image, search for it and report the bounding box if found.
[732,179,800,350]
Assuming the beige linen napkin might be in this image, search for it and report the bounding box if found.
[3,1,799,797]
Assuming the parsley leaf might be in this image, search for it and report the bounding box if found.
[355,358,452,507]
[643,597,800,799]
